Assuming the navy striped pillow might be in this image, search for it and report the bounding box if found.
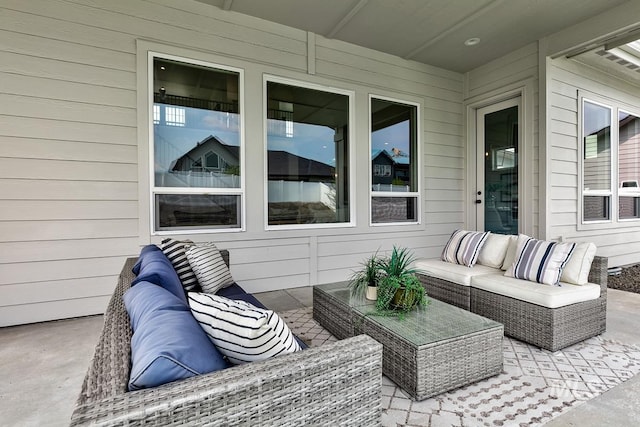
[185,243,234,294]
[441,230,489,267]
[161,238,199,292]
[188,293,302,364]
[505,236,576,286]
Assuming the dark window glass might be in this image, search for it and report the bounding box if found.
[266,81,350,226]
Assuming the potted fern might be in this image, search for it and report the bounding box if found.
[375,246,428,314]
[349,251,383,301]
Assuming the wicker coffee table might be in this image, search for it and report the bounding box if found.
[313,281,503,400]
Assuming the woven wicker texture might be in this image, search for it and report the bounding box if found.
[416,273,471,309]
[470,256,608,352]
[313,284,504,400]
[71,255,383,426]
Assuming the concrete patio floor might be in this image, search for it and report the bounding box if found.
[1,287,639,426]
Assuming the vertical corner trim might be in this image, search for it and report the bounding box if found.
[307,31,316,75]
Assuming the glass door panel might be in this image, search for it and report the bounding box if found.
[477,100,519,234]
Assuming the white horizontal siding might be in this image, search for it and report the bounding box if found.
[0,0,465,325]
[466,43,538,99]
[465,43,540,237]
[0,220,138,242]
[548,57,640,266]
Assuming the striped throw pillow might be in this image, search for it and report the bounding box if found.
[188,293,302,365]
[441,230,490,267]
[185,243,235,294]
[505,235,576,286]
[161,238,199,292]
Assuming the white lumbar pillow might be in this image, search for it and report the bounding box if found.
[560,242,597,285]
[501,234,522,271]
[477,233,512,269]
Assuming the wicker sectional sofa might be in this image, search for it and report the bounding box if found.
[70,254,384,426]
[416,233,607,352]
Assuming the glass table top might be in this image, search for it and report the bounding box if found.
[315,281,503,346]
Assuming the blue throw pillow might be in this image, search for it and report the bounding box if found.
[131,244,162,275]
[131,246,186,304]
[124,281,230,391]
[215,283,247,299]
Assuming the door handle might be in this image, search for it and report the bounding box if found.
[475,200,482,204]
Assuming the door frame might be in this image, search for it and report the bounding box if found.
[476,98,521,233]
[464,81,535,236]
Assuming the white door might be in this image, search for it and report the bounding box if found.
[476,98,520,234]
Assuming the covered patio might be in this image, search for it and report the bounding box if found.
[2,0,640,426]
[1,285,639,426]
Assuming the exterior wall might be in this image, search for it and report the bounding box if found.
[547,57,640,267]
[463,43,540,237]
[0,0,464,325]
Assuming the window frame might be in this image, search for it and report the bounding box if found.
[578,91,640,228]
[263,74,356,231]
[580,96,613,224]
[368,94,422,226]
[617,107,640,222]
[148,51,246,235]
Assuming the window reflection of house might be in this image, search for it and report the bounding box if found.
[171,135,237,174]
[371,149,410,186]
[170,134,335,182]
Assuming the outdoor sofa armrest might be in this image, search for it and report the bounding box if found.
[588,255,608,301]
[70,334,382,426]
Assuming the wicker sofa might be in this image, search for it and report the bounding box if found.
[416,234,607,352]
[70,254,383,426]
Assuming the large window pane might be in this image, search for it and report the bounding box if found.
[266,81,350,226]
[619,111,640,220]
[370,97,418,224]
[152,56,242,232]
[154,58,240,188]
[583,100,611,221]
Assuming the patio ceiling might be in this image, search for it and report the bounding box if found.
[193,0,634,73]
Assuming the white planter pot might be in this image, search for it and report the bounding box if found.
[365,286,378,301]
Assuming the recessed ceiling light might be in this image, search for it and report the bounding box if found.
[464,37,481,46]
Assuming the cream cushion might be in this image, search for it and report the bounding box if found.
[501,234,521,270]
[560,242,597,285]
[471,273,600,309]
[477,233,511,269]
[415,259,499,287]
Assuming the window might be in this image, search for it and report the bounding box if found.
[619,110,640,220]
[205,151,220,169]
[151,55,243,231]
[492,147,516,170]
[374,164,392,177]
[165,106,186,127]
[581,95,640,224]
[370,96,419,224]
[582,100,612,222]
[265,79,352,227]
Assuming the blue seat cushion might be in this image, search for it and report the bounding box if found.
[215,283,247,299]
[124,281,230,391]
[131,245,186,304]
[224,291,267,310]
[131,244,162,275]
